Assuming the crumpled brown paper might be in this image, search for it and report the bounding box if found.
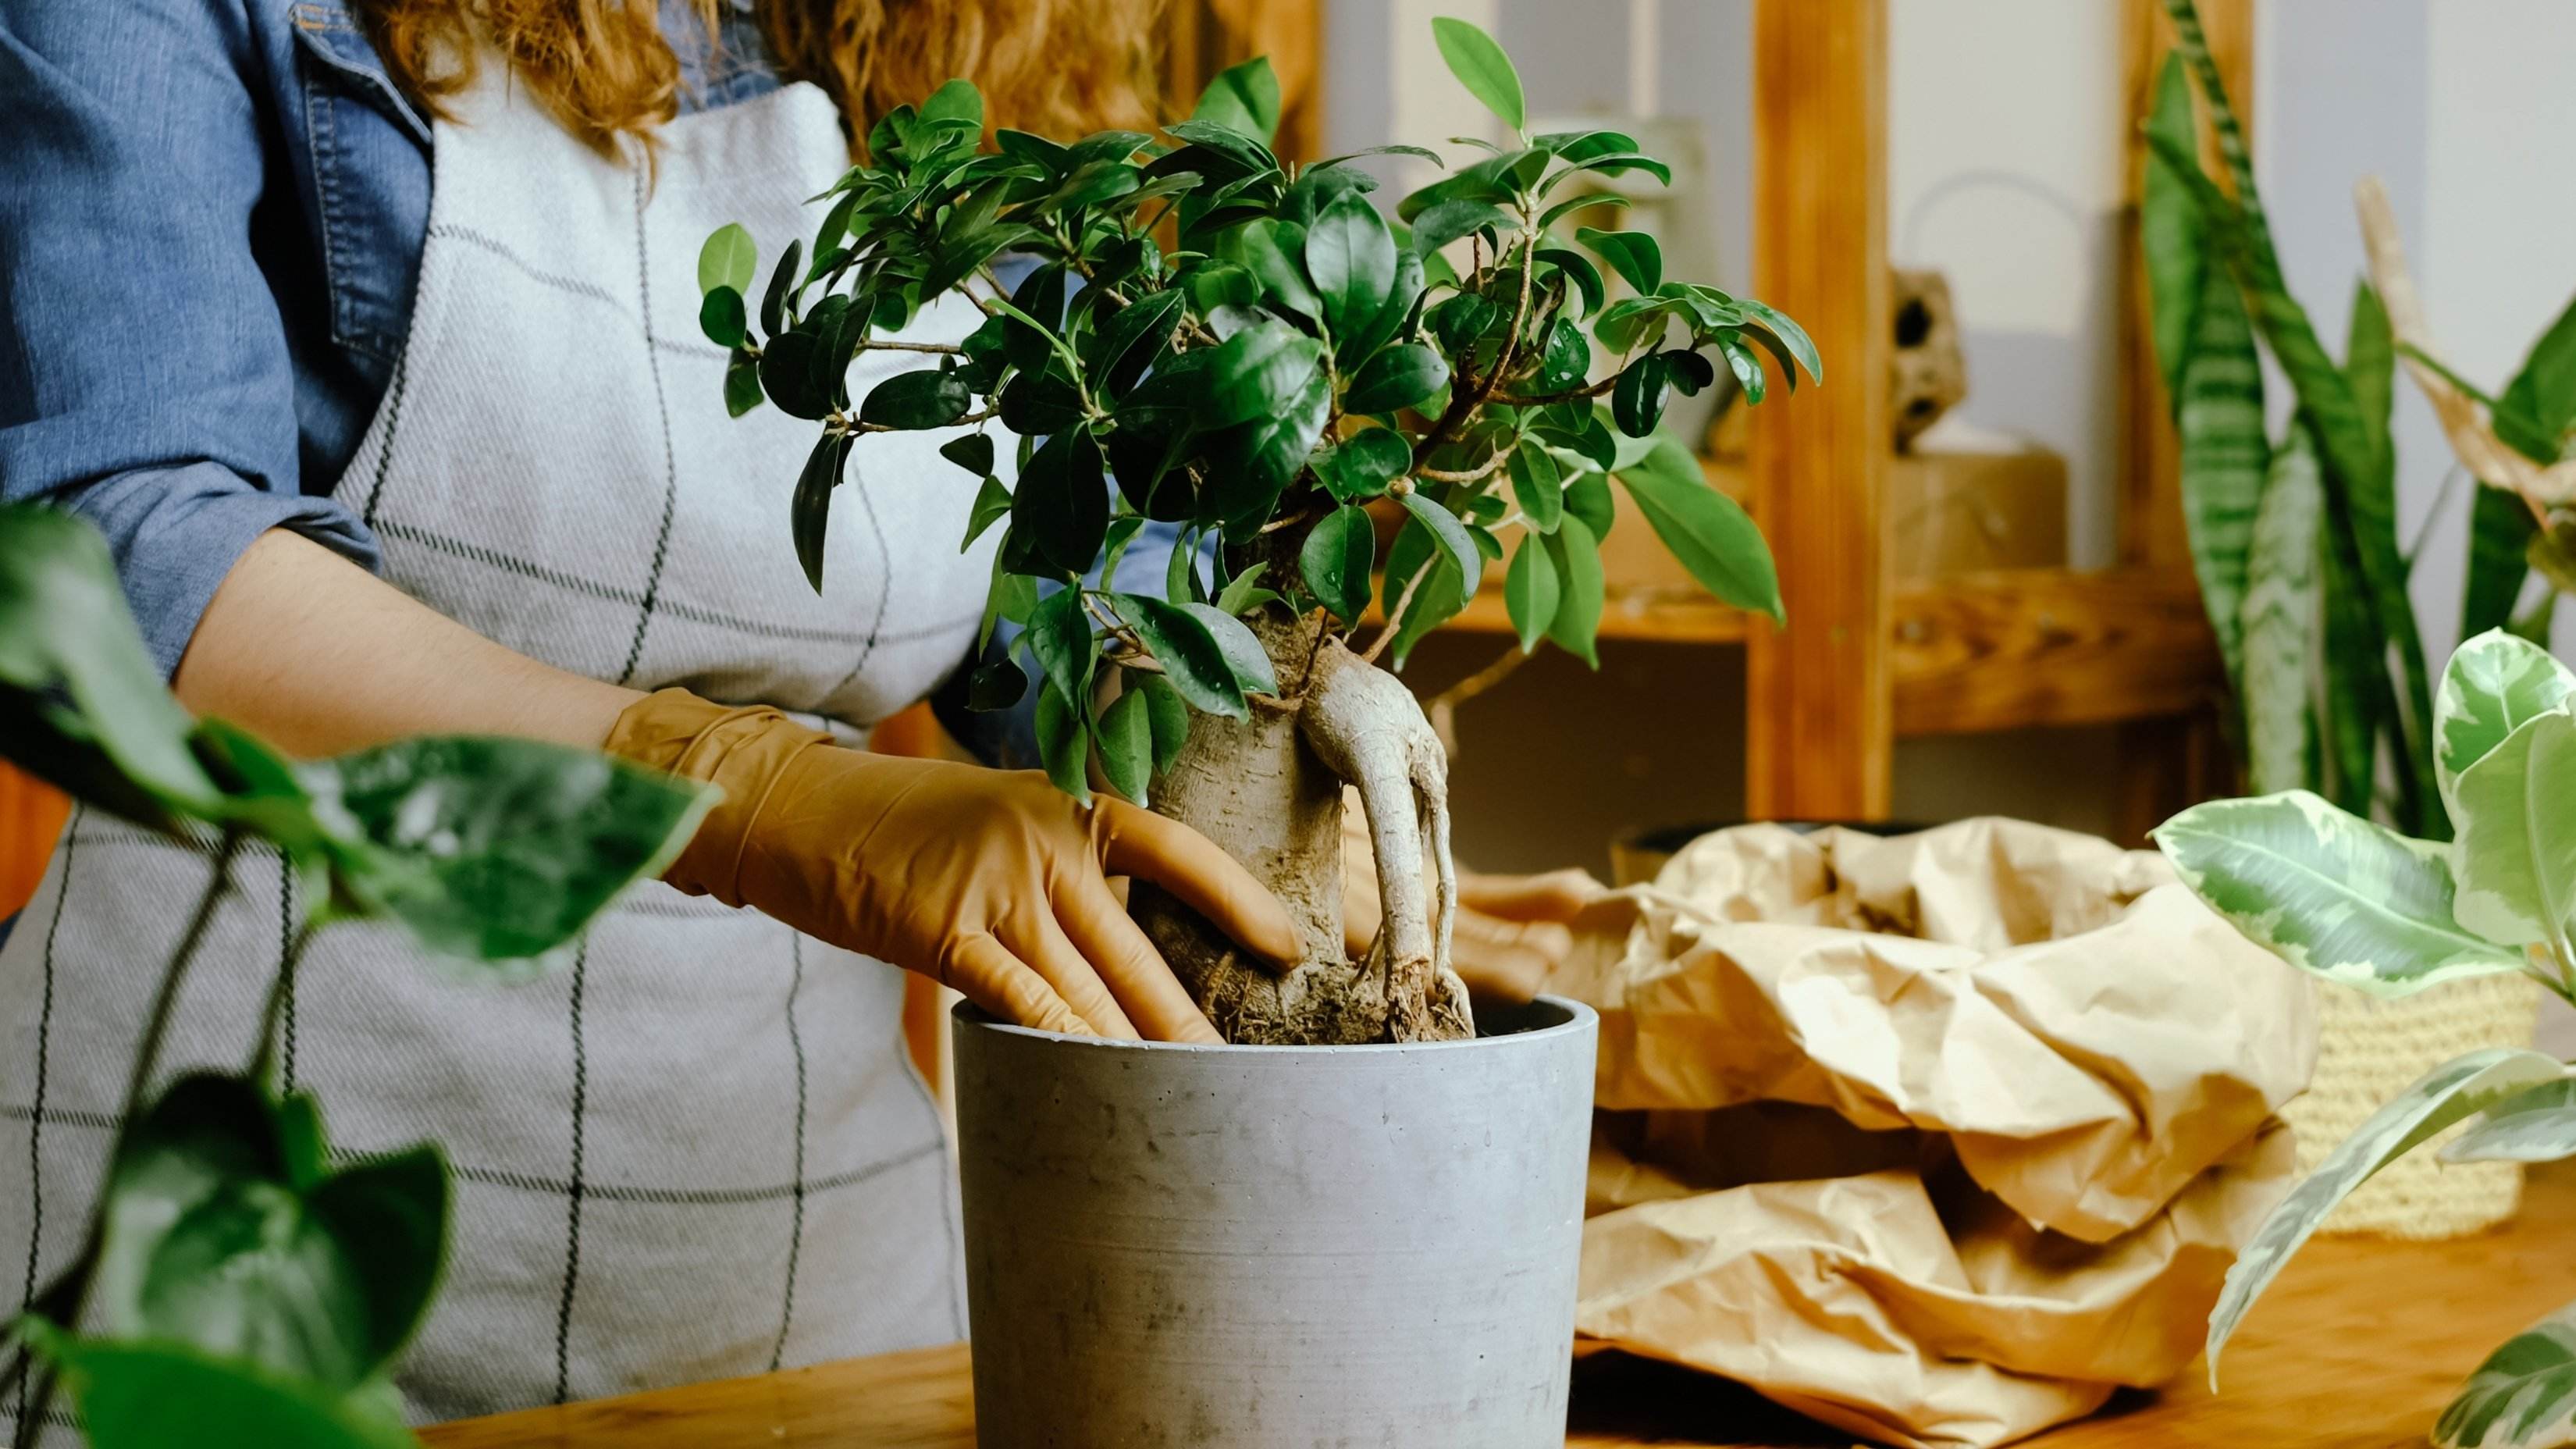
[1542,819,2318,1449]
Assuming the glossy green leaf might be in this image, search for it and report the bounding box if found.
[1190,56,1282,144]
[1508,441,1563,532]
[27,1326,418,1449]
[1203,323,1326,427]
[920,77,982,128]
[0,505,223,829]
[2208,1047,2567,1381]
[1112,593,1248,721]
[1201,368,1331,531]
[965,657,1026,712]
[1430,16,1525,133]
[1308,190,1397,341]
[1223,218,1324,323]
[1575,226,1660,297]
[859,368,970,429]
[2435,1297,2576,1449]
[697,223,756,297]
[1397,490,1482,596]
[1214,561,1278,618]
[2154,790,2524,995]
[2442,1080,2576,1166]
[2436,630,2576,811]
[2450,708,2576,949]
[314,736,716,970]
[788,433,844,592]
[1541,514,1603,667]
[757,331,826,421]
[698,287,746,349]
[1610,353,1668,437]
[723,352,763,418]
[1183,602,1279,696]
[960,475,1012,553]
[1504,535,1560,653]
[1300,504,1375,623]
[1322,427,1411,502]
[1087,289,1186,397]
[1564,469,1614,538]
[1094,686,1154,804]
[1026,586,1098,721]
[1735,299,1820,386]
[1343,344,1450,414]
[1538,247,1604,320]
[1409,198,1515,258]
[2238,428,2322,795]
[760,238,802,338]
[1139,674,1190,775]
[1032,678,1091,803]
[1011,424,1111,576]
[940,431,997,477]
[1614,437,1781,621]
[1380,522,1468,669]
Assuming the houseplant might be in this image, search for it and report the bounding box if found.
[2157,628,2576,1449]
[697,17,1808,1444]
[0,504,713,1448]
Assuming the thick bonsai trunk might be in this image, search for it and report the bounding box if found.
[1132,609,1473,1045]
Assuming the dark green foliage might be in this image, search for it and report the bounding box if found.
[705,16,1813,794]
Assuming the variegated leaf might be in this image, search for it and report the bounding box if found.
[2439,629,2576,814]
[2156,790,2524,995]
[2210,1047,2567,1380]
[2436,1298,2576,1449]
[2443,1080,2576,1165]
[2239,429,2322,795]
[2451,708,2576,949]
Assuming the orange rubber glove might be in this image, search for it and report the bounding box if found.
[605,688,1300,1042]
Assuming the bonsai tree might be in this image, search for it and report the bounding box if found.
[696,17,1814,1044]
[0,505,712,1448]
[2157,629,2576,1449]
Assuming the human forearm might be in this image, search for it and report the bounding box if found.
[173,528,641,757]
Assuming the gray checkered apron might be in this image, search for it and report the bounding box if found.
[2,55,998,1438]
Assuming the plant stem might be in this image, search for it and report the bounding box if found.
[11,834,241,1440]
[250,920,321,1093]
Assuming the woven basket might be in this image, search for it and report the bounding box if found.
[2282,970,2543,1239]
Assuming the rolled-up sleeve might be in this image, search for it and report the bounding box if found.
[0,1,377,676]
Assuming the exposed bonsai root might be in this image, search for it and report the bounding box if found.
[1129,617,1471,1045]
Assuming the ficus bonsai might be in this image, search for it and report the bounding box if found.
[2158,629,2576,1449]
[0,505,713,1449]
[697,16,1816,1045]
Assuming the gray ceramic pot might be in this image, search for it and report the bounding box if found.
[952,996,1599,1449]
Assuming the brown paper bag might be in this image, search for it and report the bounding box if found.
[1544,819,2318,1448]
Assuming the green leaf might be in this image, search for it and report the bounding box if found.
[1409,198,1516,257]
[1182,602,1279,696]
[2153,789,2524,995]
[2449,707,2576,949]
[1508,440,1563,532]
[1112,593,1249,721]
[1026,586,1098,719]
[1139,674,1190,774]
[1032,678,1092,803]
[757,330,826,420]
[1222,218,1325,323]
[1575,226,1660,296]
[1213,561,1277,618]
[1322,427,1411,502]
[2238,429,2322,795]
[0,505,224,829]
[1610,354,1669,438]
[1614,438,1781,621]
[1087,289,1186,397]
[1541,514,1604,667]
[921,77,983,127]
[1300,504,1375,623]
[2173,260,2268,687]
[2464,484,2539,641]
[698,287,747,349]
[2436,629,2576,812]
[1308,190,1397,342]
[1380,522,1467,669]
[760,237,802,338]
[2349,279,2396,482]
[2435,1297,2576,1449]
[697,222,756,296]
[859,368,970,429]
[1735,298,1822,386]
[979,562,1037,653]
[1344,344,1450,414]
[1504,535,1560,653]
[723,352,763,418]
[788,432,845,592]
[959,476,1012,553]
[314,738,716,970]
[2498,291,2576,459]
[1190,56,1282,144]
[93,1075,449,1395]
[1397,490,1482,595]
[1538,189,1628,236]
[2140,54,2205,400]
[1201,368,1331,530]
[2442,1080,2576,1166]
[29,1327,420,1449]
[1430,16,1525,133]
[966,657,1026,712]
[1095,686,1155,804]
[941,433,997,478]
[2208,1047,2567,1382]
[1538,247,1604,320]
[1203,322,1327,427]
[1010,424,1111,576]
[1564,469,1614,537]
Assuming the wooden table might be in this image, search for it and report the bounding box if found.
[425,1167,2574,1448]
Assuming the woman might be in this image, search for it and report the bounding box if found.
[0,0,1302,1431]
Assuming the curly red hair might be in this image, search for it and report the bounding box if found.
[354,0,1164,155]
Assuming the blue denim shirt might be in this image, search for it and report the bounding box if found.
[0,0,1130,767]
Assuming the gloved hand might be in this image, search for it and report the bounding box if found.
[606,688,1299,1042]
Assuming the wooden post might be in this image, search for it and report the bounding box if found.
[1744,0,1892,821]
